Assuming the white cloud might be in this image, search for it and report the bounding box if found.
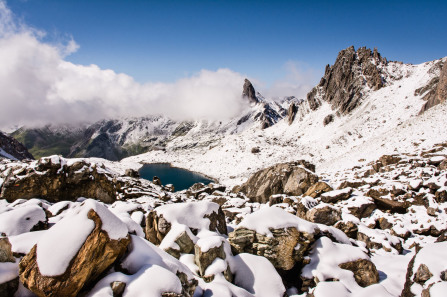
[261,61,319,100]
[0,1,249,128]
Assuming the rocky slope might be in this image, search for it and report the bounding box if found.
[0,132,34,161]
[0,139,446,296]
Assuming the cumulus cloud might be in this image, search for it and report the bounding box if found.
[0,1,249,128]
[261,61,319,100]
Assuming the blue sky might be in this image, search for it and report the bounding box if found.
[7,0,447,86]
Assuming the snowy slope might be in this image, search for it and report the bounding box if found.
[122,58,447,186]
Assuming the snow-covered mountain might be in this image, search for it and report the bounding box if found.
[11,46,447,186]
[122,47,447,186]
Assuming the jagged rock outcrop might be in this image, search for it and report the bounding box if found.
[307,46,388,114]
[235,161,318,203]
[420,61,447,114]
[242,78,259,104]
[19,202,130,297]
[0,131,34,160]
[287,103,298,125]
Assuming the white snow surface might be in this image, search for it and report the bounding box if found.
[228,253,286,297]
[155,201,221,231]
[0,205,46,236]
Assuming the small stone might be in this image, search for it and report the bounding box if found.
[414,264,433,284]
[111,281,126,297]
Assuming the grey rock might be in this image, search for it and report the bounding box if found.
[236,161,318,203]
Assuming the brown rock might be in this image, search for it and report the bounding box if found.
[0,238,15,263]
[111,281,126,297]
[19,208,130,297]
[334,221,358,239]
[371,196,409,214]
[306,205,341,226]
[323,114,334,126]
[0,277,19,297]
[1,158,125,203]
[229,227,315,271]
[414,264,433,284]
[236,161,318,203]
[339,259,380,287]
[304,182,333,198]
[348,199,376,219]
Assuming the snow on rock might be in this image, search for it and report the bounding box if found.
[19,199,130,297]
[228,253,286,297]
[302,237,379,292]
[0,205,47,236]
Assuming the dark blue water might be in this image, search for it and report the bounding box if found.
[139,163,214,191]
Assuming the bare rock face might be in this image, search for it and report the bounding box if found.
[307,46,388,114]
[0,131,34,161]
[287,103,298,125]
[420,61,447,114]
[1,157,124,203]
[242,78,259,104]
[338,259,380,287]
[19,206,130,297]
[229,227,315,271]
[236,161,318,203]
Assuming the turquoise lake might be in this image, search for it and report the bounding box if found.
[138,163,214,191]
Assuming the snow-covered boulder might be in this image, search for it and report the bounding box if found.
[194,236,231,281]
[19,199,130,297]
[229,206,350,278]
[0,205,47,236]
[306,203,342,226]
[235,161,318,203]
[145,201,227,245]
[302,237,380,293]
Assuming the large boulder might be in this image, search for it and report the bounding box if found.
[306,204,342,226]
[236,161,318,203]
[19,200,130,297]
[145,201,227,245]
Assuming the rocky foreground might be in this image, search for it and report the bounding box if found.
[0,141,446,297]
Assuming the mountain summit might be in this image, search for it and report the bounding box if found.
[242,78,259,104]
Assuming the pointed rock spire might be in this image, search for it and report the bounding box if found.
[242,79,259,104]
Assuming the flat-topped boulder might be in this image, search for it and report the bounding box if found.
[235,161,318,203]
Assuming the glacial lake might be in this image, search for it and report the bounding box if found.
[139,163,214,191]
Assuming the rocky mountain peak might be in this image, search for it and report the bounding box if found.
[307,46,388,115]
[242,78,259,104]
[0,131,34,160]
